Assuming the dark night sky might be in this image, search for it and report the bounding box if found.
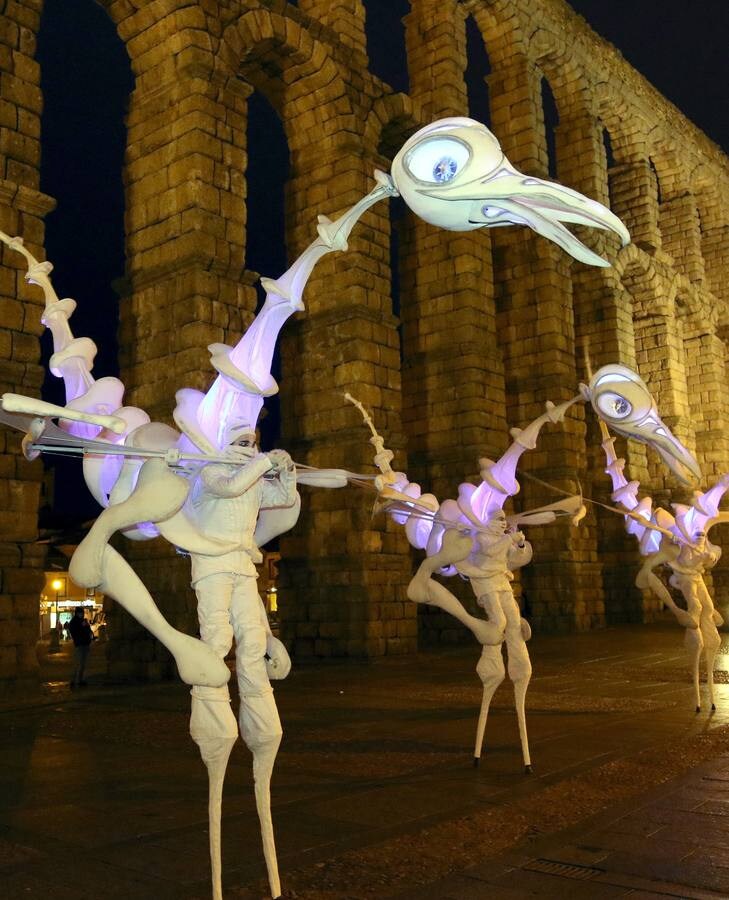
[34,0,729,523]
[567,0,729,154]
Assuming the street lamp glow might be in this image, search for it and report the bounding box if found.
[52,579,63,591]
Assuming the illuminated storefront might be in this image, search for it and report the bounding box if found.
[39,572,104,639]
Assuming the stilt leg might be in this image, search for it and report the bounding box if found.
[502,593,533,773]
[507,635,533,771]
[474,643,505,765]
[231,578,285,899]
[190,687,239,900]
[253,736,282,898]
[513,672,532,772]
[703,624,721,712]
[240,695,283,898]
[684,627,703,712]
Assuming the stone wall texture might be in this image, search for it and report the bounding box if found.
[2,0,729,681]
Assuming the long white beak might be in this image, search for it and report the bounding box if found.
[639,423,702,485]
[421,166,630,267]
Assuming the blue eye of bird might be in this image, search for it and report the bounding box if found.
[405,137,470,183]
[596,391,632,420]
[433,157,458,183]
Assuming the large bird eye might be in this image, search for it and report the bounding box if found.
[405,137,470,184]
[589,365,654,424]
[596,392,632,420]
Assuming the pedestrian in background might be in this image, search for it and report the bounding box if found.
[69,606,93,688]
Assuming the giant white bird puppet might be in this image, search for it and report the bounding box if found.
[0,116,629,900]
[582,364,727,713]
[351,362,701,773]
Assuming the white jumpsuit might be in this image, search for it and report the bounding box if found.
[188,454,296,752]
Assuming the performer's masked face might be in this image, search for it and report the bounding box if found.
[225,424,258,458]
[484,510,508,536]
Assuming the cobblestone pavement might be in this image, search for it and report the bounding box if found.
[396,753,729,899]
[2,620,729,899]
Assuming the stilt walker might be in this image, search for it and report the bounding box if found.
[347,393,587,772]
[583,364,726,714]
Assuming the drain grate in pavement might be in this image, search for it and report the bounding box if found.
[523,858,604,880]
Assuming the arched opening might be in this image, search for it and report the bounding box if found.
[245,89,291,451]
[600,126,618,210]
[377,118,416,348]
[363,0,410,93]
[649,157,663,205]
[540,76,559,179]
[388,195,406,323]
[599,127,615,207]
[465,16,491,128]
[39,0,131,392]
[38,0,132,527]
[602,128,616,169]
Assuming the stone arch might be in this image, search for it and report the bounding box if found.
[362,93,421,167]
[219,10,354,140]
[455,1,535,169]
[648,131,705,281]
[615,244,672,313]
[647,157,663,205]
[529,26,591,119]
[362,93,421,325]
[594,98,669,246]
[96,0,226,49]
[601,126,616,169]
[647,129,691,201]
[39,0,133,391]
[690,161,729,311]
[592,94,659,251]
[463,0,530,68]
[618,247,692,479]
[92,0,229,101]
[529,27,602,204]
[691,161,726,230]
[594,81,650,163]
[538,72,560,179]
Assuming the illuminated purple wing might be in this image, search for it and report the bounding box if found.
[180,178,397,453]
[466,396,582,524]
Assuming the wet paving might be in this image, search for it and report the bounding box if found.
[2,620,729,898]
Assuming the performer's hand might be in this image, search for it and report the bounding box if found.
[374,448,394,472]
[267,449,294,472]
[265,635,292,680]
[388,471,411,493]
